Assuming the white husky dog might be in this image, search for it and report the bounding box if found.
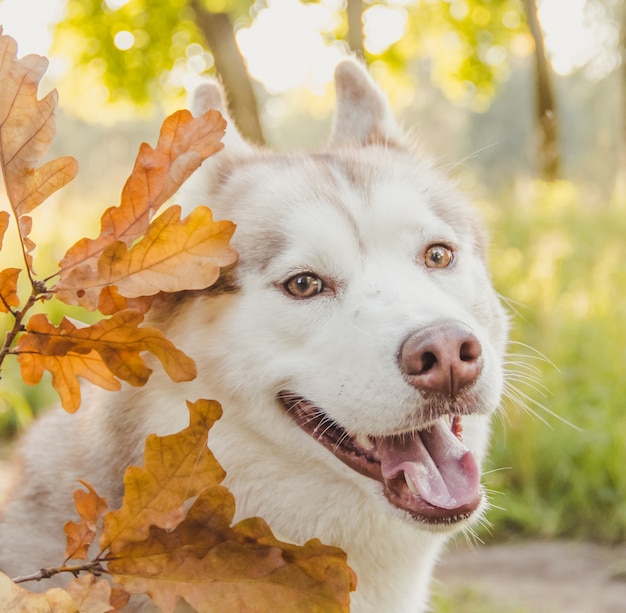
[0,60,508,612]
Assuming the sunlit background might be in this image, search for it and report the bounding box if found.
[0,1,625,611]
[0,0,622,87]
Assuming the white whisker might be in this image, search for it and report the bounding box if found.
[504,383,581,431]
[481,466,512,477]
[507,341,559,371]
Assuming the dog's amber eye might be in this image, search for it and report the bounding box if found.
[424,244,454,269]
[285,274,325,298]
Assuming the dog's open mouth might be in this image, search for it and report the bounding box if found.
[278,391,482,525]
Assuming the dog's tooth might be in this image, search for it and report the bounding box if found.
[404,471,419,496]
[355,433,375,450]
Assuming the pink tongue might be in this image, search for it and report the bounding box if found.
[377,421,480,510]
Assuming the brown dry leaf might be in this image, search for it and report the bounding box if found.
[65,575,123,613]
[0,29,78,220]
[107,483,355,613]
[57,109,226,283]
[18,311,196,397]
[65,481,109,561]
[100,399,225,554]
[108,587,130,612]
[103,399,355,612]
[0,267,20,312]
[56,205,236,308]
[0,570,78,612]
[0,210,9,248]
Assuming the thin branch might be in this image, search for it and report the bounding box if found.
[347,0,364,58]
[524,0,560,181]
[189,0,264,144]
[0,289,43,374]
[11,560,106,584]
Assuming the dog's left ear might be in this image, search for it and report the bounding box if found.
[177,79,255,215]
[329,59,406,148]
[190,80,254,158]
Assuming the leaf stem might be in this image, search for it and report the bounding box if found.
[11,561,107,584]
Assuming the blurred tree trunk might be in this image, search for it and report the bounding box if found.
[190,0,264,144]
[525,0,560,181]
[618,1,626,200]
[347,0,364,58]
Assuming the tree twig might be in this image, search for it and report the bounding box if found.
[11,560,106,584]
[0,288,47,374]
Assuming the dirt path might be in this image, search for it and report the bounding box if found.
[436,539,626,613]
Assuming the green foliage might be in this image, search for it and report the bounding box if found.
[57,0,196,107]
[433,587,530,612]
[384,0,528,111]
[54,0,253,113]
[483,182,626,542]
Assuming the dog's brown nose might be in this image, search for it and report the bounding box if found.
[400,323,483,397]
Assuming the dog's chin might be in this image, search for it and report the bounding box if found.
[277,391,483,528]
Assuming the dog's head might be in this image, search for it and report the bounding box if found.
[177,60,508,529]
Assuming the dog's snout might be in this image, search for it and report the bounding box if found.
[400,323,483,397]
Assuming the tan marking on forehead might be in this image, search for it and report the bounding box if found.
[216,148,485,273]
[311,151,379,195]
[226,153,369,270]
[307,156,366,253]
[238,227,288,272]
[326,148,486,259]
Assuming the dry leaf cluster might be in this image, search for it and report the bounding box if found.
[4,401,354,612]
[0,28,355,611]
[0,25,235,412]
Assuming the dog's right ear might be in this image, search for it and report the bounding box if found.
[329,59,406,148]
[190,80,254,158]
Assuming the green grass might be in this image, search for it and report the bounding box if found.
[481,181,626,542]
[433,587,531,613]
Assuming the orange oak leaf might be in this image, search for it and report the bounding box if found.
[0,267,20,312]
[20,310,196,382]
[100,399,225,554]
[66,574,129,613]
[97,287,153,316]
[17,311,195,411]
[0,571,77,612]
[18,342,121,413]
[57,109,226,281]
[0,29,78,220]
[106,481,355,613]
[0,210,9,249]
[56,205,236,309]
[64,481,109,561]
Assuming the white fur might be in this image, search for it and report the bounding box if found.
[0,60,508,612]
